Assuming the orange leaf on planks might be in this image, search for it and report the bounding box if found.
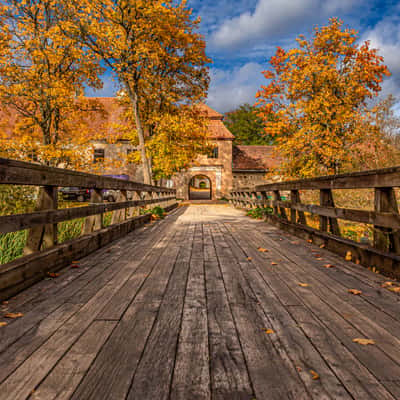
[310,370,320,380]
[4,312,23,319]
[353,338,375,345]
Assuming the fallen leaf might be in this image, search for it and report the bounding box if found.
[298,283,309,287]
[70,264,80,269]
[0,322,7,327]
[271,262,278,266]
[2,301,9,305]
[4,312,23,319]
[323,264,335,268]
[315,258,323,261]
[258,247,269,252]
[310,370,320,380]
[348,289,362,295]
[345,251,352,261]
[47,272,59,278]
[314,254,322,258]
[381,281,395,287]
[72,260,79,263]
[247,257,252,261]
[296,366,302,372]
[307,239,313,243]
[388,287,400,293]
[353,338,375,345]
[355,259,360,265]
[265,329,274,334]
[319,244,326,248]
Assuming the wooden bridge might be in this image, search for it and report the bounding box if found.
[1,158,400,399]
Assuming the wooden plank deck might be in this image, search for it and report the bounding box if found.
[1,205,400,400]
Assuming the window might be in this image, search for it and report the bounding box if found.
[208,146,218,159]
[94,148,105,163]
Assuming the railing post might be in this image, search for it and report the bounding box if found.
[374,187,400,253]
[319,189,340,236]
[24,185,58,255]
[111,190,127,225]
[83,189,103,234]
[260,191,268,209]
[290,190,306,225]
[273,190,287,220]
[251,191,258,208]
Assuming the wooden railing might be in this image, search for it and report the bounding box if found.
[230,166,400,278]
[0,158,177,299]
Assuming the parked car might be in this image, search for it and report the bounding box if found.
[59,187,91,202]
[101,174,130,202]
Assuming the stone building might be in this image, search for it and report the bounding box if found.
[171,105,281,200]
[0,97,280,198]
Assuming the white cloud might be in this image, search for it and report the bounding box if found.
[210,0,361,50]
[206,62,265,113]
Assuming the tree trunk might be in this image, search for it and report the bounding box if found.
[125,83,153,184]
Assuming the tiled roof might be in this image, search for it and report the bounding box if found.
[0,98,234,140]
[196,103,224,120]
[232,145,282,171]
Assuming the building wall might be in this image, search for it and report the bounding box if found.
[92,140,143,181]
[232,171,271,188]
[172,138,233,200]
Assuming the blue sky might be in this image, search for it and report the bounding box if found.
[87,0,400,114]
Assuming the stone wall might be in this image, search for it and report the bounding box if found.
[232,171,271,189]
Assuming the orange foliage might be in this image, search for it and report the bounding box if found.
[256,18,394,178]
[0,0,104,170]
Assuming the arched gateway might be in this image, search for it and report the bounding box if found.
[189,175,212,200]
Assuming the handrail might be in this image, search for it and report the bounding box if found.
[0,158,178,300]
[230,166,400,278]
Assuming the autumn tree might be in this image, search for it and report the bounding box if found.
[0,0,103,169]
[66,0,210,184]
[256,18,391,178]
[224,103,274,145]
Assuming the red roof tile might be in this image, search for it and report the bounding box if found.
[233,145,282,171]
[0,97,234,140]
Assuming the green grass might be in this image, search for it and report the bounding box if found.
[246,207,273,219]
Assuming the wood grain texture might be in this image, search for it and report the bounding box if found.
[0,205,399,400]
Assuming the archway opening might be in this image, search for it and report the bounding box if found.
[189,175,211,200]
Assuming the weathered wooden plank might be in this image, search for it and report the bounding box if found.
[30,321,116,400]
[263,213,400,278]
[126,225,195,400]
[228,222,398,399]
[241,225,400,397]
[210,225,309,399]
[219,224,352,399]
[255,165,400,191]
[70,225,188,400]
[24,186,58,254]
[170,256,211,400]
[0,214,152,301]
[0,204,178,302]
[0,197,175,234]
[0,157,175,193]
[203,224,254,399]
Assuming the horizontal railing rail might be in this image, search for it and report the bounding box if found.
[0,158,178,300]
[230,167,400,278]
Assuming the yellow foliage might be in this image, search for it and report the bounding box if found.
[256,18,393,178]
